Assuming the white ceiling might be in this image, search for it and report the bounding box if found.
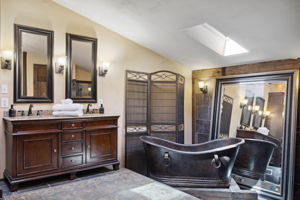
[54,0,300,69]
[22,32,47,57]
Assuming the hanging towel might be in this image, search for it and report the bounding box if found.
[53,110,83,117]
[52,104,83,111]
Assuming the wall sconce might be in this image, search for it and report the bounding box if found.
[247,105,252,111]
[258,110,271,118]
[99,61,110,77]
[253,105,260,112]
[1,50,13,70]
[198,81,208,94]
[248,105,260,113]
[55,56,66,74]
[240,98,248,108]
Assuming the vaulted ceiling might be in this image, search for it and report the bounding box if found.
[54,0,300,69]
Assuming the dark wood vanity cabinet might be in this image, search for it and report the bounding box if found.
[4,116,119,191]
[17,133,59,176]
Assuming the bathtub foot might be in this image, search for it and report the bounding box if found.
[113,163,119,170]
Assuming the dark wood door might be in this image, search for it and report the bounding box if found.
[17,133,59,176]
[86,129,117,163]
[33,64,47,97]
[265,92,285,139]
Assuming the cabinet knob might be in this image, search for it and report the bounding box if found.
[71,147,75,150]
[53,149,57,153]
[87,145,90,149]
[70,160,73,163]
[72,123,75,127]
[71,134,75,138]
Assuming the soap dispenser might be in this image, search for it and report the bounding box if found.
[9,105,16,117]
[99,104,104,114]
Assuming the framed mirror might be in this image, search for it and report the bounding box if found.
[14,24,53,103]
[66,33,97,103]
[211,71,298,200]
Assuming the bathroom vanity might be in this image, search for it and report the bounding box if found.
[3,114,119,191]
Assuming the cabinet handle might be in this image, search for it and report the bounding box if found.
[53,149,57,153]
[70,160,73,163]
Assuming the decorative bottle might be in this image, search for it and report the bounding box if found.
[99,104,104,114]
[9,105,16,117]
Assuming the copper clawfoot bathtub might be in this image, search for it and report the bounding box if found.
[140,136,244,188]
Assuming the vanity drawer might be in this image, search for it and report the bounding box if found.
[61,142,83,155]
[62,132,82,142]
[62,122,83,130]
[14,122,60,132]
[61,155,83,168]
[86,119,117,127]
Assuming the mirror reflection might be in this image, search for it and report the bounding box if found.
[218,81,286,195]
[21,32,48,97]
[71,40,93,98]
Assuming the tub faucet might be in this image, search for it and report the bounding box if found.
[28,104,33,116]
[86,104,92,113]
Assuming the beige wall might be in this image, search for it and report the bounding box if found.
[0,0,192,178]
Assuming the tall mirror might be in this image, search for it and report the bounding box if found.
[66,34,97,103]
[211,72,297,200]
[14,24,53,103]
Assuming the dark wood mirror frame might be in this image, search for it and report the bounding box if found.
[211,71,298,200]
[14,24,54,103]
[66,33,97,103]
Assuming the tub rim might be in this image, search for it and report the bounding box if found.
[140,136,245,155]
[237,137,278,149]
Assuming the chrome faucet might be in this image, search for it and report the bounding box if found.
[86,104,92,113]
[28,104,33,116]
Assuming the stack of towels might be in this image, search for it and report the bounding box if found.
[52,99,83,117]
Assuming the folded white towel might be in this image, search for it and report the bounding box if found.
[61,98,73,105]
[257,127,270,135]
[52,104,83,111]
[53,111,83,117]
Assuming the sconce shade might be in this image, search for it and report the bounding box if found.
[57,56,66,66]
[1,50,13,59]
[198,81,205,88]
[264,111,271,116]
[253,105,260,111]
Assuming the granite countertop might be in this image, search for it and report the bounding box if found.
[3,114,119,122]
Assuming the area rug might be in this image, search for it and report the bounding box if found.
[5,168,199,200]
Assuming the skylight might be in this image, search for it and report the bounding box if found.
[183,23,248,56]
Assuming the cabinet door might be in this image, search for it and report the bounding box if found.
[86,129,117,163]
[17,133,59,176]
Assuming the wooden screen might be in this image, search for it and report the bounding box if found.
[125,70,185,175]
